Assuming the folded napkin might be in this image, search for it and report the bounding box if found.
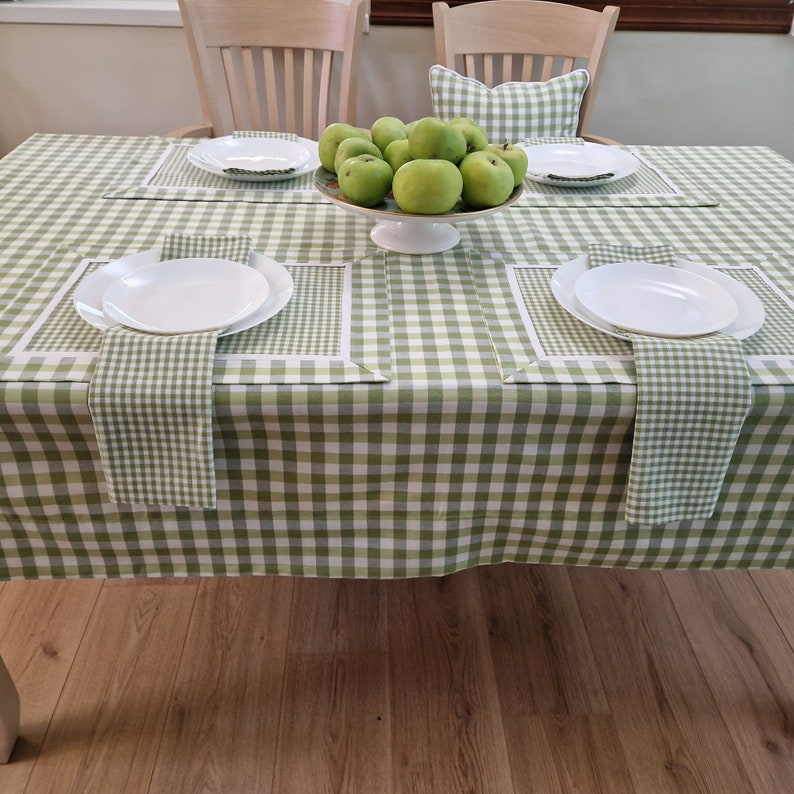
[227,131,301,176]
[519,136,586,147]
[88,233,253,508]
[520,137,615,182]
[223,166,296,177]
[544,171,614,184]
[586,243,753,524]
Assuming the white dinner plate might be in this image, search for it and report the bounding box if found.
[75,249,294,336]
[102,257,271,334]
[188,136,320,183]
[550,256,765,340]
[518,142,639,187]
[573,261,738,337]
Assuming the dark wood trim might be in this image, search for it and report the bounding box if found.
[370,0,794,33]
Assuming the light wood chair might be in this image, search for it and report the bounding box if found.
[432,1,620,143]
[172,0,367,139]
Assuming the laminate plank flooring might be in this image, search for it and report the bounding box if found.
[0,565,792,793]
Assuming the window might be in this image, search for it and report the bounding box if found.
[370,0,794,33]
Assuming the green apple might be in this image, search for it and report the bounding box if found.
[392,159,463,215]
[337,155,393,208]
[370,116,408,154]
[488,142,529,187]
[318,122,370,172]
[448,117,489,153]
[383,138,412,173]
[459,151,515,209]
[407,117,467,164]
[334,137,383,174]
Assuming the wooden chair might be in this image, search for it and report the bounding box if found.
[432,1,620,143]
[172,0,367,139]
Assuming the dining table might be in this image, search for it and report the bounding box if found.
[0,132,793,756]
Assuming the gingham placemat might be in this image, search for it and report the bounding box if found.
[103,131,325,203]
[468,249,794,386]
[516,149,718,207]
[2,248,391,385]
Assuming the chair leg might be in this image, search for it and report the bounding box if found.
[0,655,19,764]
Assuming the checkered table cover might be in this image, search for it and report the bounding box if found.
[0,134,792,578]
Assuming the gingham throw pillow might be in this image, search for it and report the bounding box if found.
[429,64,590,144]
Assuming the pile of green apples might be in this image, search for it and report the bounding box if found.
[318,116,528,214]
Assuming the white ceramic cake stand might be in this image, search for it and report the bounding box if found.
[314,167,522,255]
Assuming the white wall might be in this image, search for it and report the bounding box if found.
[1,22,792,160]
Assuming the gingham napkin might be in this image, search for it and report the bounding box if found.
[519,137,586,146]
[520,137,615,183]
[586,243,753,524]
[226,131,300,176]
[88,233,253,508]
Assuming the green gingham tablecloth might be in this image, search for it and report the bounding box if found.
[0,134,792,578]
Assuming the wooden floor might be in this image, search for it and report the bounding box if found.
[0,565,793,793]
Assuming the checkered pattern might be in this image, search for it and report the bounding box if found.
[0,134,792,579]
[584,243,753,524]
[626,332,752,524]
[88,233,253,508]
[89,326,221,508]
[430,65,589,143]
[517,152,718,208]
[159,232,252,262]
[105,140,323,203]
[588,242,676,267]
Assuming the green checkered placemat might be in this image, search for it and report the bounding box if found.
[469,250,794,386]
[516,149,718,207]
[2,249,391,384]
[103,135,325,204]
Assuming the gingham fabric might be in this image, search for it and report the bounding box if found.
[516,151,718,208]
[587,242,676,268]
[87,233,253,508]
[0,134,792,580]
[105,130,323,203]
[89,327,221,508]
[430,64,589,143]
[625,332,752,524]
[585,242,754,523]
